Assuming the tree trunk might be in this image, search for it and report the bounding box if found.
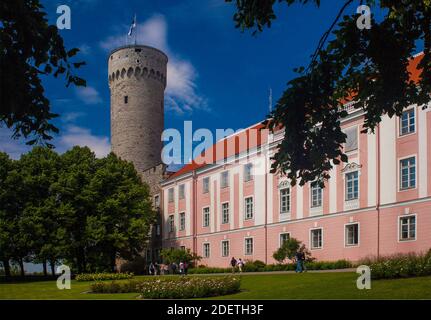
[110,252,117,273]
[50,260,56,276]
[18,258,25,277]
[2,259,11,277]
[42,260,48,277]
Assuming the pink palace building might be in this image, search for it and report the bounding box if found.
[159,54,431,267]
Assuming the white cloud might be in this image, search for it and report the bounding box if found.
[0,125,110,159]
[100,14,208,115]
[79,44,91,55]
[75,86,102,105]
[57,125,110,158]
[62,112,85,123]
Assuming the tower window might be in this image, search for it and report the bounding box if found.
[124,96,128,104]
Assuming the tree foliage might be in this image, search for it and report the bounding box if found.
[226,0,431,186]
[272,238,313,263]
[160,248,202,266]
[0,0,86,145]
[0,147,155,276]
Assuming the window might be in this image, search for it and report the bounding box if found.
[154,195,160,208]
[399,215,416,241]
[168,188,174,202]
[245,238,253,255]
[221,171,229,188]
[344,126,358,152]
[244,163,253,182]
[203,207,210,227]
[345,223,359,246]
[400,157,416,190]
[221,240,229,257]
[280,188,290,213]
[280,233,290,247]
[155,224,160,236]
[202,177,210,193]
[179,212,185,231]
[244,197,254,220]
[180,246,186,251]
[310,182,322,208]
[124,96,128,104]
[222,202,229,224]
[179,184,185,199]
[400,109,415,136]
[168,215,174,233]
[345,171,359,200]
[203,243,210,258]
[310,229,322,249]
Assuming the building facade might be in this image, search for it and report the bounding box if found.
[160,56,431,267]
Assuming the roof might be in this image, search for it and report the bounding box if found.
[166,52,425,181]
[167,122,267,180]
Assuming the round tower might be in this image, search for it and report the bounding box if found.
[108,45,168,173]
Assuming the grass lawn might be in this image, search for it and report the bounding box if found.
[1,272,430,300]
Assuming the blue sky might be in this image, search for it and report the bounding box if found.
[1,0,376,165]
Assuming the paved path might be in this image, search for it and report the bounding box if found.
[188,268,357,276]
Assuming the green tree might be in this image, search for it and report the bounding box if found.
[272,238,312,263]
[18,147,64,276]
[85,153,156,272]
[226,0,431,186]
[53,146,98,273]
[0,152,28,277]
[160,248,202,266]
[0,0,86,145]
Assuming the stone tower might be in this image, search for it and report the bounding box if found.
[108,45,168,174]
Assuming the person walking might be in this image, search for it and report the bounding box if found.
[184,261,189,275]
[179,261,185,275]
[295,250,303,273]
[230,257,237,273]
[149,262,155,275]
[171,262,177,274]
[300,250,307,272]
[237,258,244,273]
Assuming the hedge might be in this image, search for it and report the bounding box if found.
[188,259,353,274]
[90,276,241,299]
[75,272,134,281]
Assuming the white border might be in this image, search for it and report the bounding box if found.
[244,195,254,220]
[397,213,417,243]
[398,154,417,192]
[278,232,291,248]
[221,201,230,224]
[309,227,323,250]
[202,206,210,228]
[344,222,360,248]
[221,239,230,257]
[244,236,254,255]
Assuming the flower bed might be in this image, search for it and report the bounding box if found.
[137,276,241,299]
[90,276,241,299]
[360,249,431,279]
[75,272,134,282]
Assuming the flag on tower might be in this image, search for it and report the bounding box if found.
[128,14,136,37]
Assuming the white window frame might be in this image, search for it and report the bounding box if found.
[344,222,360,247]
[168,214,175,233]
[343,125,359,153]
[179,212,185,231]
[309,228,323,250]
[221,240,230,257]
[203,242,210,258]
[168,188,174,203]
[310,182,323,208]
[179,184,185,200]
[399,155,417,191]
[244,237,254,255]
[220,171,229,188]
[279,188,290,214]
[244,163,253,182]
[345,171,359,201]
[399,108,416,137]
[202,206,210,227]
[279,232,291,248]
[154,194,160,208]
[398,214,417,242]
[244,196,254,220]
[202,177,210,194]
[221,202,230,224]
